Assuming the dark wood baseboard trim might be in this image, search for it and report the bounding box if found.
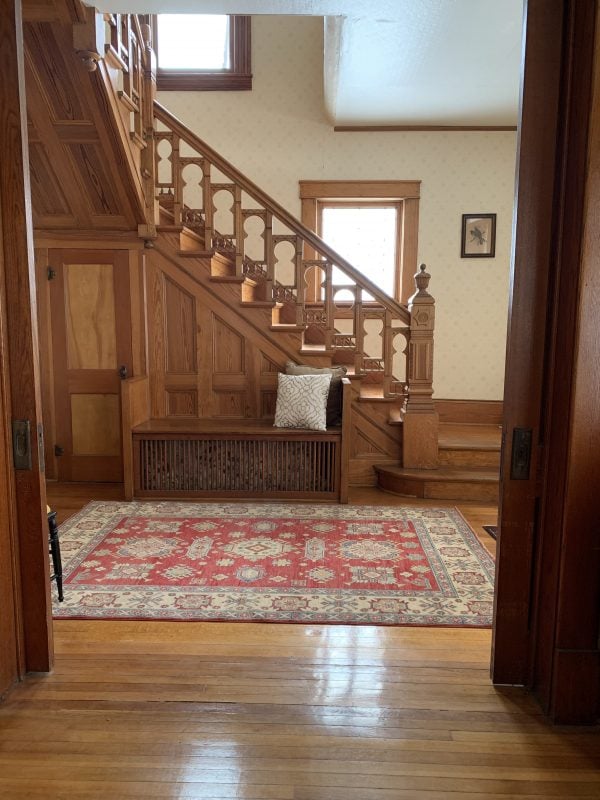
[435,399,503,425]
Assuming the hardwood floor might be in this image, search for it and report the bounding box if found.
[1,484,597,798]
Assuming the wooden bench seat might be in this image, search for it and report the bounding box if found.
[122,377,350,503]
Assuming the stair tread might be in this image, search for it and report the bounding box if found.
[374,464,499,483]
[270,323,306,332]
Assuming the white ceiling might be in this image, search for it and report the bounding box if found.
[96,0,523,126]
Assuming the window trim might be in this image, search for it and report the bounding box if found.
[152,15,252,91]
[299,180,421,304]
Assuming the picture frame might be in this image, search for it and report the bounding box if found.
[461,213,496,258]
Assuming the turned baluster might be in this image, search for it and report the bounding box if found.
[323,262,334,350]
[402,264,438,468]
[202,161,213,250]
[264,211,274,299]
[354,291,364,376]
[171,134,183,227]
[382,310,394,397]
[233,185,243,276]
[294,237,304,326]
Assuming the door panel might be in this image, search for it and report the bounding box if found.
[50,250,131,482]
[64,263,118,370]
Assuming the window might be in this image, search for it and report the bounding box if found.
[299,181,421,303]
[321,204,398,298]
[153,15,252,91]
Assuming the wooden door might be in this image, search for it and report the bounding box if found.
[49,249,132,482]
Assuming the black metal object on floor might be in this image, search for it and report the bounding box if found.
[48,509,64,601]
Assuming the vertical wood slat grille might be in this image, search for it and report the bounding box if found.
[134,436,340,497]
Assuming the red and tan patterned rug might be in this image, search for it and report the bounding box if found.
[53,501,495,626]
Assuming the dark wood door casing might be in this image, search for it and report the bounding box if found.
[493,0,600,723]
[0,0,52,680]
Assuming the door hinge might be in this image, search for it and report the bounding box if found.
[54,444,65,457]
[47,267,56,280]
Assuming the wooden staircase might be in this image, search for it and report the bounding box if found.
[375,423,501,501]
[27,5,502,500]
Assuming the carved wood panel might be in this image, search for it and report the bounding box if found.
[165,279,197,374]
[24,16,139,231]
[145,249,403,484]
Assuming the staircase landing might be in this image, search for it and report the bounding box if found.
[375,423,501,502]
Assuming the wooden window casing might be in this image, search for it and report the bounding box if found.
[152,15,252,91]
[299,180,421,304]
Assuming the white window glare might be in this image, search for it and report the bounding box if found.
[157,15,230,71]
[321,206,397,299]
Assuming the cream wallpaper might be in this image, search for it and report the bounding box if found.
[158,16,517,400]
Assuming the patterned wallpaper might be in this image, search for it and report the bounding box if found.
[159,16,517,400]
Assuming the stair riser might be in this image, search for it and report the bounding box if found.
[438,449,501,468]
[377,472,499,502]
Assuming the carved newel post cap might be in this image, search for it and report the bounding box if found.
[414,263,432,297]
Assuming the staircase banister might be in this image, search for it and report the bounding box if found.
[153,101,410,322]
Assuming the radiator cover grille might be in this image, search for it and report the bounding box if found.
[134,435,340,498]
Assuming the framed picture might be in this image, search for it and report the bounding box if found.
[461,213,496,258]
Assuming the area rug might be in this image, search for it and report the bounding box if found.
[52,501,495,626]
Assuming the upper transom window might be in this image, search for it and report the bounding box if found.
[152,14,252,91]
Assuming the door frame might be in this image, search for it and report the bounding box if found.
[493,0,600,722]
[0,0,53,684]
[2,0,599,723]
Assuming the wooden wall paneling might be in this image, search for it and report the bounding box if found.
[129,250,146,377]
[348,399,402,485]
[196,302,215,418]
[23,14,143,232]
[215,391,245,418]
[212,316,245,374]
[121,375,149,500]
[165,278,197,374]
[148,247,305,406]
[24,65,89,229]
[0,0,52,673]
[530,0,599,723]
[28,141,74,224]
[146,257,167,417]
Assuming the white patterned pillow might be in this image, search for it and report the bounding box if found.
[274,373,332,431]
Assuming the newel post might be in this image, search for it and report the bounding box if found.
[403,264,439,468]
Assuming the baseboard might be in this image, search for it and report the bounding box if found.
[435,399,503,425]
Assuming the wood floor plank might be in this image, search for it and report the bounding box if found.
[0,483,595,799]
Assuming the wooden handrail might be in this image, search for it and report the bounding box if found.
[153,101,410,323]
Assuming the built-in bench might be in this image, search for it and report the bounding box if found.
[122,377,350,503]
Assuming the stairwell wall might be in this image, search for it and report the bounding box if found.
[158,15,517,401]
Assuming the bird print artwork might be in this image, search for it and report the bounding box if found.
[469,225,486,246]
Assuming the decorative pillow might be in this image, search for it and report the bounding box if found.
[285,361,347,427]
[274,373,332,431]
